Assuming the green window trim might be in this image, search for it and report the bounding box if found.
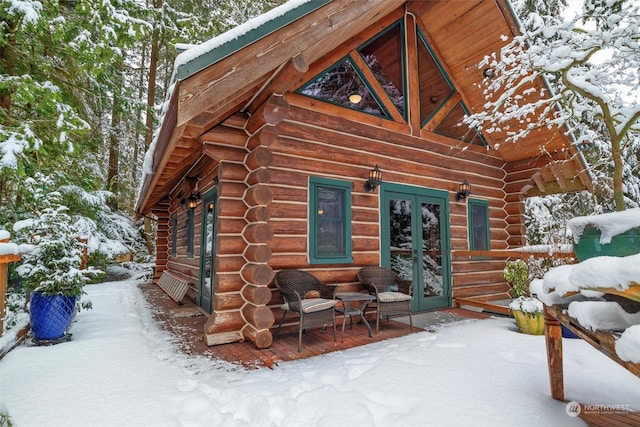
[468,198,490,251]
[171,213,178,257]
[309,176,353,264]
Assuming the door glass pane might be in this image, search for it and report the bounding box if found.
[202,203,214,303]
[389,198,414,281]
[421,203,443,297]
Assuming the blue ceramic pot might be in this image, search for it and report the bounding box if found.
[30,292,77,341]
[561,325,579,339]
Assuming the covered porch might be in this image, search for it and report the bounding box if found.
[140,280,490,369]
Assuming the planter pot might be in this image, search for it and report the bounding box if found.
[573,226,640,262]
[561,325,579,339]
[512,310,544,335]
[29,292,77,341]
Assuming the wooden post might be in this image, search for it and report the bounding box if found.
[0,238,22,337]
[544,305,564,401]
[0,260,8,336]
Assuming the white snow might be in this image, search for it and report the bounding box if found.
[537,210,640,364]
[1,278,639,426]
[568,208,640,244]
[174,0,314,69]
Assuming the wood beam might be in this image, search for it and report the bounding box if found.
[178,0,404,129]
[246,56,309,115]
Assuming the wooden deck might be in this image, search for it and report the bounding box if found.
[140,281,486,368]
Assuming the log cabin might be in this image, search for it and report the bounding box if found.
[135,0,592,349]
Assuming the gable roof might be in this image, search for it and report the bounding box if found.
[136,0,590,215]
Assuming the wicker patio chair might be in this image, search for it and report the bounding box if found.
[274,269,338,352]
[357,266,413,333]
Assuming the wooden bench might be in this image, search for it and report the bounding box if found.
[156,272,191,304]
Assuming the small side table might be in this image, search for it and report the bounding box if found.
[335,292,376,342]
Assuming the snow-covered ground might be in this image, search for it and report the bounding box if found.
[1,278,638,426]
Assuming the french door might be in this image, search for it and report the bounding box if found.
[199,189,217,313]
[381,184,451,312]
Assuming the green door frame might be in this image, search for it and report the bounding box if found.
[380,183,452,312]
[198,188,217,313]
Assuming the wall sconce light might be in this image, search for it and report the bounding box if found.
[482,67,495,78]
[456,180,471,201]
[365,165,383,192]
[349,93,362,104]
[187,192,200,209]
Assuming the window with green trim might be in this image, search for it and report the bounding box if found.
[171,213,178,257]
[297,57,389,118]
[417,30,455,125]
[468,199,490,251]
[187,208,195,258]
[358,21,406,117]
[309,177,352,264]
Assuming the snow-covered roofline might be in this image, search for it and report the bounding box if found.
[175,0,329,81]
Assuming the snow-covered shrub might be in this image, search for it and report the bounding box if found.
[13,205,88,301]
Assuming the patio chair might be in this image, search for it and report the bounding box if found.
[358,266,413,333]
[274,269,337,352]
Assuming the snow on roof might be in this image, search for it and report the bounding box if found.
[137,0,327,211]
[174,0,322,80]
[568,207,640,244]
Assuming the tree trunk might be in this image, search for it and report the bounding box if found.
[107,62,123,211]
[611,137,625,212]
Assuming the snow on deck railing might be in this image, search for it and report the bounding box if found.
[453,245,575,259]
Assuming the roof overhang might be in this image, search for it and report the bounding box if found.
[136,0,592,215]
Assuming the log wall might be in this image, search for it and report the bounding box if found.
[163,89,528,347]
[267,92,512,304]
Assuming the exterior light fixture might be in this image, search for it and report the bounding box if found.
[456,180,471,201]
[187,192,200,209]
[482,67,495,78]
[365,165,383,192]
[349,93,362,104]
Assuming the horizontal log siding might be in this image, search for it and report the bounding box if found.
[268,93,511,302]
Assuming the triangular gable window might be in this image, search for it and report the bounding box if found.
[418,31,455,126]
[434,102,487,146]
[357,22,405,117]
[297,58,389,119]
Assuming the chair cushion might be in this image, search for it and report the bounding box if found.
[378,291,411,302]
[282,298,337,313]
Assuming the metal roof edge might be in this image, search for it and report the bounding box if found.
[176,0,332,81]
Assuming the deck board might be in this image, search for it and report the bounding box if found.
[142,282,428,367]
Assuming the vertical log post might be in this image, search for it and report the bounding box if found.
[0,237,21,337]
[544,305,564,401]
